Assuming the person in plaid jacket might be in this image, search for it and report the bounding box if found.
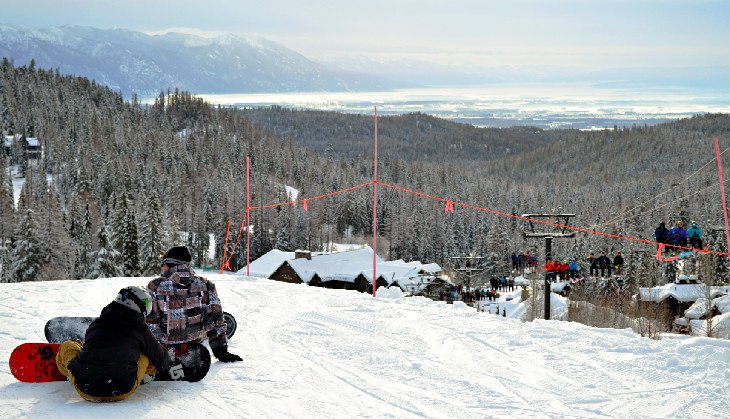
[146,246,242,363]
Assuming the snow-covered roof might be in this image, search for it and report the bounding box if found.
[237,249,295,278]
[288,246,384,284]
[684,298,710,320]
[240,246,442,287]
[551,282,570,292]
[717,294,730,314]
[689,312,730,339]
[3,135,12,147]
[329,243,364,253]
[25,137,39,147]
[638,283,728,303]
[419,263,442,274]
[684,293,730,320]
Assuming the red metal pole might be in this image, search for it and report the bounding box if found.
[715,137,730,256]
[246,156,251,276]
[220,220,231,273]
[372,106,378,297]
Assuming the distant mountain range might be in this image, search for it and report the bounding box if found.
[1,24,727,98]
[0,25,396,96]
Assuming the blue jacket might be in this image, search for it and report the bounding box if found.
[687,225,702,238]
[672,226,688,239]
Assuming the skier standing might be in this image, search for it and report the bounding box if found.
[146,246,242,363]
[56,286,170,402]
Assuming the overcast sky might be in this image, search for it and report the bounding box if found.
[1,0,728,69]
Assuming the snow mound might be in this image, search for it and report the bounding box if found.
[374,285,404,299]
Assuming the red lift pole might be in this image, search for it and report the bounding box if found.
[246,156,251,276]
[715,137,730,256]
[372,106,379,297]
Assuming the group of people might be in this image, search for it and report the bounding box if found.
[510,252,539,273]
[489,275,516,292]
[55,246,242,402]
[541,250,625,280]
[586,251,624,277]
[459,287,502,303]
[438,275,517,304]
[655,220,703,251]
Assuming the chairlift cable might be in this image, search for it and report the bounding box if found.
[592,145,730,229]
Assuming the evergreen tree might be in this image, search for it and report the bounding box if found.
[88,222,123,279]
[9,209,42,282]
[0,245,11,283]
[108,193,125,258]
[79,204,94,275]
[275,208,291,251]
[36,187,72,281]
[121,196,140,276]
[0,157,15,246]
[138,192,164,275]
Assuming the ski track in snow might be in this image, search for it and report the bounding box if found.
[1,275,729,418]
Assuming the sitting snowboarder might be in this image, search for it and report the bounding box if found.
[671,221,688,250]
[146,246,242,363]
[654,222,670,251]
[587,252,598,276]
[597,251,612,277]
[687,222,703,249]
[56,286,170,402]
[613,251,624,275]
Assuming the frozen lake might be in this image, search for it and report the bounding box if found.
[196,83,730,130]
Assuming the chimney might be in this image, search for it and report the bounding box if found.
[295,250,312,260]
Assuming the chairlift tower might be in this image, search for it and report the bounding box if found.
[523,213,576,320]
[449,255,487,290]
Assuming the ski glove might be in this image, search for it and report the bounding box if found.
[212,345,243,362]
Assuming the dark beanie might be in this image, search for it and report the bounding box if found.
[163,246,192,266]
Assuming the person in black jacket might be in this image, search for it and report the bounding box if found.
[613,251,624,275]
[654,222,670,251]
[597,251,612,277]
[56,286,171,402]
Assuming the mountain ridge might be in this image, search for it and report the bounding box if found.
[0,24,395,96]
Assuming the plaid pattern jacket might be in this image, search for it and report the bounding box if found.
[146,264,228,349]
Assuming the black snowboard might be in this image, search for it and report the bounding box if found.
[155,342,211,382]
[45,312,237,343]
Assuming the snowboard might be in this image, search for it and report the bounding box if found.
[9,342,210,383]
[9,343,66,383]
[45,311,237,343]
[154,342,211,382]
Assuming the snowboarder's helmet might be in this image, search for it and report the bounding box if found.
[113,286,153,318]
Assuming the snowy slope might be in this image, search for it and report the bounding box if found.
[1,275,729,418]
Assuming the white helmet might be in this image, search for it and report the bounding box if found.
[113,286,153,318]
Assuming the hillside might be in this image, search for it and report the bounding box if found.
[1,276,728,417]
[2,61,730,292]
[0,25,394,95]
[241,107,572,163]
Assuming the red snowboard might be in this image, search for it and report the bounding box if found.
[9,343,66,383]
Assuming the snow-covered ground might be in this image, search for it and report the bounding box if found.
[10,165,24,208]
[1,275,729,418]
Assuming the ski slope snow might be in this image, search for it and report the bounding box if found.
[1,275,728,418]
